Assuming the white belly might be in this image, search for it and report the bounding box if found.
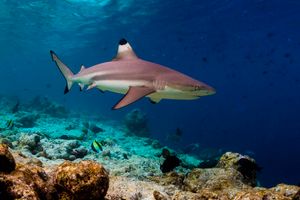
[95,80,147,94]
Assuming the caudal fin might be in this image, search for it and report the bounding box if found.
[50,50,74,94]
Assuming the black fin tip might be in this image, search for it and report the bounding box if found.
[64,85,69,94]
[149,99,157,104]
[119,38,127,45]
[50,50,55,61]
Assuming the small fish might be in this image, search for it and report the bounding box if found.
[91,140,103,153]
[5,119,14,130]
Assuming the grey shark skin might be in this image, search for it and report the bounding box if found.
[50,38,215,109]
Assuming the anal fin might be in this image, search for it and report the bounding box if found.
[79,83,84,91]
[113,86,156,110]
[87,82,97,90]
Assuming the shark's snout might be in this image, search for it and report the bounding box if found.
[206,87,216,95]
[193,84,216,96]
[205,85,216,95]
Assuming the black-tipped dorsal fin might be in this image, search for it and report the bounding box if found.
[112,38,138,61]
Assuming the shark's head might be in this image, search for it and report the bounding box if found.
[184,82,216,97]
[160,80,215,101]
[163,71,216,99]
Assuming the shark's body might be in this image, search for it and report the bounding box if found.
[50,39,215,109]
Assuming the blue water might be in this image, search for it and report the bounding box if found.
[1,0,299,186]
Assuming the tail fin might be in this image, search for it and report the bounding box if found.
[50,50,74,94]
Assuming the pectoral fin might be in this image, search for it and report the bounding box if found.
[112,86,156,110]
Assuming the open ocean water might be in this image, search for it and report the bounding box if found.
[0,0,299,187]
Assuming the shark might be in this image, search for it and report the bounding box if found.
[50,38,215,110]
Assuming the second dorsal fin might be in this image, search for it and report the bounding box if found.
[112,38,138,61]
[79,65,85,73]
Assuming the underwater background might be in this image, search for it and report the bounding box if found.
[0,0,299,187]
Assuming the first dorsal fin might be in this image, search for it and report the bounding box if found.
[112,38,138,61]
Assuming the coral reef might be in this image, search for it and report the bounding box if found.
[149,152,300,199]
[16,132,88,160]
[0,144,16,173]
[0,149,109,200]
[0,144,299,200]
[183,168,247,195]
[153,190,168,200]
[124,109,149,137]
[70,146,88,158]
[108,174,300,200]
[0,150,56,199]
[270,184,300,198]
[16,113,40,128]
[0,98,299,199]
[0,138,13,148]
[293,190,300,200]
[82,121,105,135]
[25,96,69,118]
[149,171,185,187]
[18,133,43,154]
[42,139,88,160]
[54,161,109,199]
[160,148,181,173]
[89,123,104,134]
[217,152,260,186]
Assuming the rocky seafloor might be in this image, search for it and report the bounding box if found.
[0,96,299,200]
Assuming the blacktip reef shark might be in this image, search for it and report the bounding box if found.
[50,39,215,110]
